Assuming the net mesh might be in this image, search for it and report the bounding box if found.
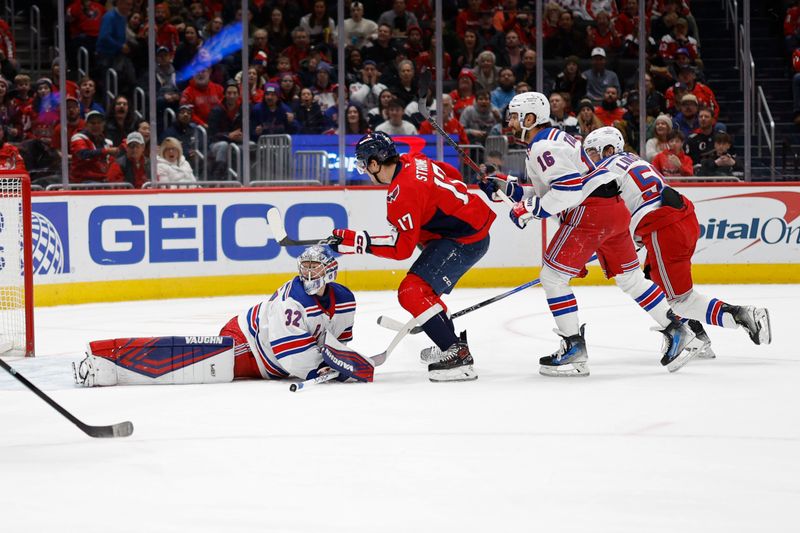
[0,175,28,355]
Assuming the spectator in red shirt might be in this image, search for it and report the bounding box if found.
[29,78,59,145]
[0,125,25,170]
[786,1,800,54]
[50,59,79,99]
[456,0,482,39]
[282,27,312,73]
[69,110,121,183]
[615,0,650,37]
[587,12,621,52]
[450,68,478,119]
[65,0,105,65]
[418,93,468,144]
[52,96,85,155]
[594,86,626,126]
[180,67,224,127]
[652,130,693,177]
[0,15,18,78]
[109,131,148,187]
[665,66,719,119]
[658,17,699,62]
[154,3,180,53]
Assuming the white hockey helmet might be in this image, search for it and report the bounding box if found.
[507,91,550,140]
[297,245,338,295]
[584,126,625,158]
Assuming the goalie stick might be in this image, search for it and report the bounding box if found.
[416,68,516,208]
[289,307,436,392]
[267,207,342,247]
[0,349,134,439]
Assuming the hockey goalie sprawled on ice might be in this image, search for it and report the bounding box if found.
[73,246,375,387]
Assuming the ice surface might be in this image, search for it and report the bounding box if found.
[1,284,797,532]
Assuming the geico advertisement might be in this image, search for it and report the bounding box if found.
[29,189,540,284]
[678,186,800,263]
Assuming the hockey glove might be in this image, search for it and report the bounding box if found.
[510,196,549,229]
[320,341,375,383]
[330,229,371,254]
[478,173,524,203]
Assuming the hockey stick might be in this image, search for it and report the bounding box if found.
[376,254,599,334]
[267,207,341,247]
[289,308,432,392]
[417,68,516,208]
[377,278,541,334]
[0,355,134,438]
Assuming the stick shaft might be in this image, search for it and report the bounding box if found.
[0,358,133,438]
[415,75,515,207]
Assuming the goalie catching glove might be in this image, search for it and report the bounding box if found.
[330,228,371,255]
[319,336,375,382]
[478,173,524,203]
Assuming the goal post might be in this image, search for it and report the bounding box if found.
[0,170,34,357]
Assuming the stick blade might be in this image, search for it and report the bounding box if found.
[266,207,288,243]
[418,68,432,99]
[83,420,134,438]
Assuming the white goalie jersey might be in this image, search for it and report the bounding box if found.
[237,277,356,380]
[522,127,614,217]
[592,152,668,235]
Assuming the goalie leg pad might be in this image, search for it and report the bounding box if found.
[321,336,374,382]
[76,336,236,386]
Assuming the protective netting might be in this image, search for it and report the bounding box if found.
[0,175,28,356]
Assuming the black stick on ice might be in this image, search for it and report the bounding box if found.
[0,356,133,438]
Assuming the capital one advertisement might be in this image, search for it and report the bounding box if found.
[688,188,800,263]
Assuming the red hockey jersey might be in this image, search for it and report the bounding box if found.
[369,153,495,260]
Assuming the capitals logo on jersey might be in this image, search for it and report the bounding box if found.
[387,184,400,203]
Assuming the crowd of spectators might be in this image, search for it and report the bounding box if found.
[0,0,738,184]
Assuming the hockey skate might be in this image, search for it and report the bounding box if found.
[428,331,478,382]
[657,315,704,372]
[539,325,589,377]
[723,304,772,345]
[688,320,715,359]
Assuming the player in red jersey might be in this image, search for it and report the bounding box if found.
[330,132,496,382]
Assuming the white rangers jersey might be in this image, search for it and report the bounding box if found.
[592,152,667,236]
[522,127,615,217]
[236,277,356,380]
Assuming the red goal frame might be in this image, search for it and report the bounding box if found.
[0,170,35,357]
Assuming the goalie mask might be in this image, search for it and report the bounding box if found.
[297,245,338,295]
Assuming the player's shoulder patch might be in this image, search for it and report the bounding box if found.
[387,183,400,203]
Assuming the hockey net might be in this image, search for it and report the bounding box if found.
[0,170,34,357]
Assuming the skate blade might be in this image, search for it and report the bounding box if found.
[695,346,717,359]
[539,361,590,377]
[666,337,703,372]
[420,352,445,364]
[756,308,772,345]
[694,338,716,359]
[428,365,478,382]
